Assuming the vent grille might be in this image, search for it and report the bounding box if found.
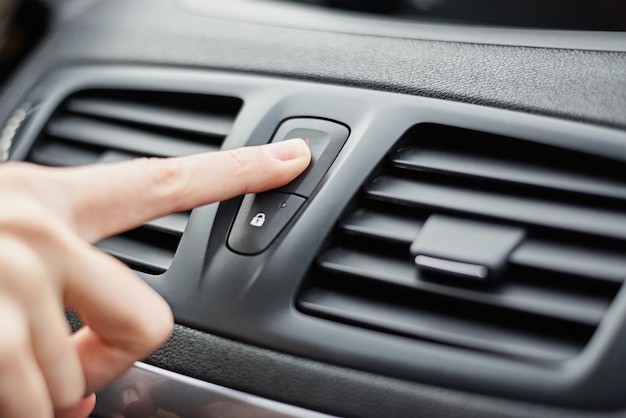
[27,89,242,273]
[299,124,626,363]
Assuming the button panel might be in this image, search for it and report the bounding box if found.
[229,118,348,254]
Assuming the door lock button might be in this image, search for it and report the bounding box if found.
[228,192,306,255]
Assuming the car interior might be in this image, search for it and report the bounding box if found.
[1,0,626,416]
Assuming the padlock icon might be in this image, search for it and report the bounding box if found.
[250,212,266,227]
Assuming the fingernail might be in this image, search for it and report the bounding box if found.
[56,394,96,418]
[263,138,310,161]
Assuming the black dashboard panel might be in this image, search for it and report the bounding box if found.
[1,0,626,417]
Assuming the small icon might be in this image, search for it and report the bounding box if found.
[250,213,266,227]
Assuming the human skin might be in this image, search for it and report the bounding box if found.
[0,138,311,418]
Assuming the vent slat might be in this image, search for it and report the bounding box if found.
[511,239,626,284]
[319,247,415,287]
[318,248,608,327]
[46,116,219,158]
[29,139,101,166]
[393,146,626,201]
[367,176,626,241]
[95,233,177,274]
[30,139,139,167]
[339,208,423,244]
[144,212,190,236]
[299,287,585,362]
[66,98,233,138]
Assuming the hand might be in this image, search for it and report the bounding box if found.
[0,139,311,417]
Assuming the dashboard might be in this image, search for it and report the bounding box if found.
[1,0,626,417]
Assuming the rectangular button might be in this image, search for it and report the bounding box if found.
[272,118,349,197]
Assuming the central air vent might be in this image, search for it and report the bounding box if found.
[27,89,242,273]
[299,124,626,363]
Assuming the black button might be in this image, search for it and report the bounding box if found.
[228,192,306,255]
[272,118,349,197]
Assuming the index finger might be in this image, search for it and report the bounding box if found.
[48,139,311,242]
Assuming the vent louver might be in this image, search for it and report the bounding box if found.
[27,89,242,274]
[299,124,626,363]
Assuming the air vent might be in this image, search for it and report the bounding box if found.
[27,89,242,273]
[299,124,626,363]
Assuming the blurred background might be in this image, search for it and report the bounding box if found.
[280,0,626,30]
[0,0,50,89]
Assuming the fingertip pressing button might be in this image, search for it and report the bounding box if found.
[271,118,349,197]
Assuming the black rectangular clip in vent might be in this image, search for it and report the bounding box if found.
[412,215,524,283]
[26,89,243,273]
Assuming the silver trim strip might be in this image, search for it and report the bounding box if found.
[95,362,336,417]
